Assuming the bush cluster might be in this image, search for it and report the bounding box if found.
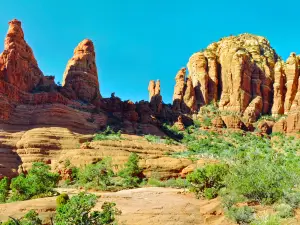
[2,193,120,225]
[10,162,60,201]
[93,126,122,141]
[187,163,229,199]
[55,192,121,225]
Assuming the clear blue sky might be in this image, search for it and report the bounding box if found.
[0,0,299,103]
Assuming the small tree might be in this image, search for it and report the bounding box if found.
[56,193,70,207]
[77,158,114,190]
[0,177,9,203]
[10,162,60,201]
[2,210,42,225]
[55,192,121,225]
[187,163,229,199]
[118,153,142,188]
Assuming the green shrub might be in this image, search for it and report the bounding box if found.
[118,153,142,188]
[220,189,247,210]
[226,206,255,224]
[145,135,163,143]
[2,210,42,225]
[77,158,114,190]
[0,177,9,203]
[187,163,229,199]
[20,210,42,225]
[56,193,70,207]
[203,187,218,200]
[224,156,297,204]
[10,162,60,201]
[274,203,294,218]
[147,178,189,189]
[55,192,121,225]
[70,166,79,181]
[282,191,300,209]
[250,215,281,225]
[93,126,121,141]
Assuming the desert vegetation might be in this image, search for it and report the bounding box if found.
[2,120,300,224]
[2,193,120,225]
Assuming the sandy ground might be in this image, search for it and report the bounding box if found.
[0,187,233,225]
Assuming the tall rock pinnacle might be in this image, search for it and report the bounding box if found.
[0,19,43,92]
[62,39,101,104]
[148,79,162,113]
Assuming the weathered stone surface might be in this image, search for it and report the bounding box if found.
[221,115,245,129]
[284,53,298,114]
[272,61,286,116]
[174,115,185,131]
[182,77,197,113]
[148,80,162,113]
[62,39,101,104]
[205,49,218,103]
[187,52,209,107]
[211,116,225,128]
[0,19,43,92]
[186,34,277,122]
[172,68,186,111]
[257,120,275,134]
[273,117,287,133]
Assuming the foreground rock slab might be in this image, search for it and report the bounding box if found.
[0,187,233,225]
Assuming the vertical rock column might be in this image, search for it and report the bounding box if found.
[187,52,209,108]
[62,39,101,104]
[148,80,162,113]
[271,61,285,115]
[284,52,298,114]
[0,19,43,92]
[172,68,186,111]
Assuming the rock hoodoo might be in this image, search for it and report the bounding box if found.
[172,68,186,111]
[62,39,101,104]
[148,80,162,113]
[0,19,43,92]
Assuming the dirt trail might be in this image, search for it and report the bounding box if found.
[0,187,233,225]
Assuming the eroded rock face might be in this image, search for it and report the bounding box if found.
[62,39,101,104]
[272,61,286,116]
[148,80,162,113]
[284,53,298,114]
[187,52,209,107]
[0,19,43,92]
[173,68,186,111]
[182,78,197,113]
[186,34,277,122]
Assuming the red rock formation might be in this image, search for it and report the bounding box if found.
[174,115,185,131]
[182,77,197,113]
[187,52,209,107]
[284,53,298,114]
[148,80,162,113]
[0,19,43,92]
[271,61,286,116]
[211,116,225,128]
[173,68,186,111]
[221,115,245,130]
[62,39,101,104]
[205,48,218,103]
[257,120,275,134]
